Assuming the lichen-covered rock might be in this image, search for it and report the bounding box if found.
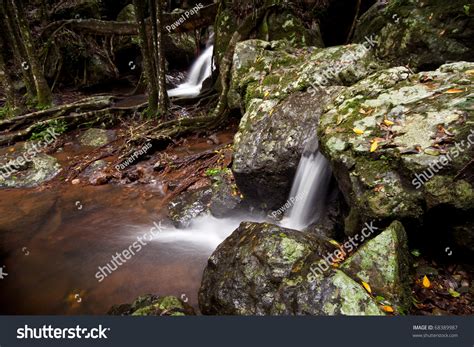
[354,0,474,70]
[199,222,338,315]
[274,269,384,315]
[168,173,242,227]
[108,294,195,316]
[168,187,213,228]
[79,128,114,147]
[0,152,61,188]
[229,39,382,111]
[232,89,342,209]
[340,221,412,312]
[230,40,383,209]
[318,62,474,243]
[199,221,386,315]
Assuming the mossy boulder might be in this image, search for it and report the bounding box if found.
[229,39,382,111]
[199,222,338,315]
[354,0,474,70]
[79,128,114,147]
[168,173,242,227]
[340,221,412,313]
[0,152,61,188]
[230,40,382,208]
[108,294,195,316]
[318,62,474,248]
[199,221,392,315]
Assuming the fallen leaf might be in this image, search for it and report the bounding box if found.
[448,289,461,298]
[444,88,464,94]
[383,119,395,126]
[422,275,431,288]
[353,128,364,135]
[370,140,379,153]
[362,281,372,294]
[264,91,270,98]
[382,305,394,313]
[465,70,474,76]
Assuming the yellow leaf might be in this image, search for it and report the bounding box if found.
[383,119,394,126]
[329,239,341,247]
[362,281,372,294]
[370,141,379,153]
[444,88,464,94]
[353,128,364,135]
[264,91,270,98]
[422,275,431,288]
[269,108,274,115]
[466,70,474,76]
[382,305,394,313]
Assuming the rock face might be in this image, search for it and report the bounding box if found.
[168,172,242,227]
[199,222,338,315]
[340,221,412,312]
[108,294,195,316]
[199,221,410,315]
[0,152,61,188]
[354,0,474,70]
[230,39,382,208]
[318,62,474,247]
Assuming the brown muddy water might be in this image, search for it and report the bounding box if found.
[0,126,243,315]
[0,184,244,314]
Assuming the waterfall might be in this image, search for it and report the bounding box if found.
[282,137,332,230]
[167,45,214,98]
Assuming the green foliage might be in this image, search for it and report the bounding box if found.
[464,4,470,15]
[30,119,67,141]
[0,106,12,119]
[205,167,232,177]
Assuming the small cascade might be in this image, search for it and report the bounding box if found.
[283,137,332,230]
[167,45,214,98]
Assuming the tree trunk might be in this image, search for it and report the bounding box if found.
[0,33,18,116]
[154,0,169,117]
[9,0,52,107]
[133,0,159,117]
[0,0,36,101]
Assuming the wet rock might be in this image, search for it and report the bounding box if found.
[79,160,110,185]
[199,222,338,315]
[354,0,474,70]
[229,39,383,209]
[199,221,386,315]
[168,187,213,228]
[168,174,242,227]
[274,269,384,315]
[79,128,114,147]
[108,294,195,316]
[340,221,412,312]
[0,152,61,188]
[318,62,474,246]
[232,89,343,209]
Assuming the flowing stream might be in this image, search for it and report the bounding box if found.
[282,137,332,230]
[167,45,214,98]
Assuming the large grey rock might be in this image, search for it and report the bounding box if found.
[0,152,61,188]
[340,221,412,312]
[198,221,401,316]
[354,0,474,70]
[318,62,474,245]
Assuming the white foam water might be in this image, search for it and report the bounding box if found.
[167,45,214,98]
[282,137,332,230]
